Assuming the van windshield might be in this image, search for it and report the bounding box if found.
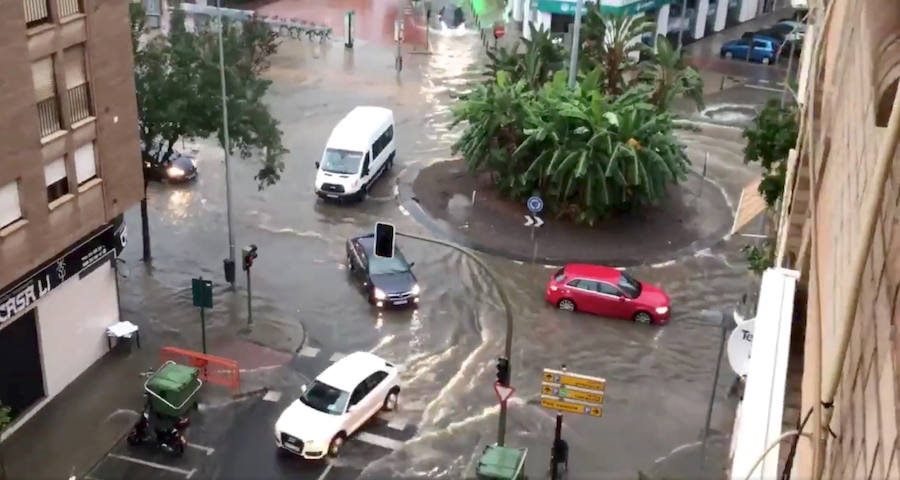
[321,149,363,175]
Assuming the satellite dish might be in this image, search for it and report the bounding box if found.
[727,317,755,376]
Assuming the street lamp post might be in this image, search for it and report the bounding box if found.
[216,0,237,288]
[566,0,585,89]
[396,231,514,446]
[676,0,688,51]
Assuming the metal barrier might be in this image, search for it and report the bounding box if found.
[159,346,240,391]
[177,3,332,43]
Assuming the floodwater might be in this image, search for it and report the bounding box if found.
[117,12,758,479]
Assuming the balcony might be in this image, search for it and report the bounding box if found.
[66,83,92,125]
[36,96,62,138]
[23,0,51,27]
[58,0,82,18]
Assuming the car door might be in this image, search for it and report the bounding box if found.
[346,380,372,434]
[360,152,372,186]
[751,40,769,61]
[564,279,597,314]
[362,371,389,418]
[596,282,629,319]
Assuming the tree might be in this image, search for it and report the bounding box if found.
[130,5,287,261]
[742,99,799,207]
[484,24,565,89]
[639,36,704,111]
[580,9,655,96]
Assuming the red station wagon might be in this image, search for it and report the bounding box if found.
[545,264,671,325]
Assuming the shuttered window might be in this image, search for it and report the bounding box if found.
[31,57,56,101]
[64,46,86,88]
[0,182,22,229]
[74,142,97,184]
[45,158,70,203]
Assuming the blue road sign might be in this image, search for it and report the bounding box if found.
[527,196,544,214]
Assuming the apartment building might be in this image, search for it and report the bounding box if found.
[729,0,900,478]
[0,0,142,432]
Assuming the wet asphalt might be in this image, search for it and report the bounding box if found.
[86,17,764,480]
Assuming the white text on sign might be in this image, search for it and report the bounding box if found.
[542,369,606,392]
[540,396,602,417]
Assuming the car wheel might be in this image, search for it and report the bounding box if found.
[762,56,771,65]
[724,51,733,59]
[383,387,400,411]
[557,299,576,312]
[387,154,395,171]
[633,311,653,325]
[328,433,346,457]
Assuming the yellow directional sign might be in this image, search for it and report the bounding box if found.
[542,383,604,404]
[542,369,606,392]
[540,396,602,417]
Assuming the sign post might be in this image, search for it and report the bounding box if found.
[526,196,544,263]
[541,366,606,479]
[191,277,213,354]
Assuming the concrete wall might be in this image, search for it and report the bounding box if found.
[784,0,900,477]
[0,0,142,289]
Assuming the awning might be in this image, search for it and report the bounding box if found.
[731,179,768,235]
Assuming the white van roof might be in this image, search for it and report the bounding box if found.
[326,106,394,152]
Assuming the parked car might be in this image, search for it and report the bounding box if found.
[545,264,671,325]
[346,233,420,308]
[141,141,198,183]
[720,37,779,64]
[274,351,401,458]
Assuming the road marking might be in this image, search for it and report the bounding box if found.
[758,79,770,84]
[316,462,334,480]
[393,185,399,197]
[744,83,783,93]
[298,345,320,357]
[356,431,406,450]
[107,453,197,478]
[329,352,346,362]
[387,418,408,431]
[650,260,676,268]
[187,443,215,455]
[543,264,559,269]
[404,400,426,410]
[263,390,282,402]
[398,205,410,216]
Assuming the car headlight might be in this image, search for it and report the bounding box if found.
[411,284,420,295]
[374,288,387,300]
[655,306,669,315]
[167,166,185,178]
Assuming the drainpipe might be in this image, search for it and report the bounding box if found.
[816,86,900,474]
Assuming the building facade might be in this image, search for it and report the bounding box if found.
[730,0,900,478]
[0,0,141,432]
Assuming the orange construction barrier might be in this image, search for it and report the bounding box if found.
[159,346,241,391]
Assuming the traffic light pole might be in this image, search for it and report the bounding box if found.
[550,364,569,479]
[396,231,514,445]
[246,266,252,326]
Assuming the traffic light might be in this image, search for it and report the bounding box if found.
[242,244,258,271]
[496,357,510,386]
[374,222,395,258]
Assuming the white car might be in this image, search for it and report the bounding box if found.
[274,351,401,458]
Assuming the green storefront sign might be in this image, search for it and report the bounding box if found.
[536,0,674,16]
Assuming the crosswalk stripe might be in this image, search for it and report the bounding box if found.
[356,432,406,450]
[298,346,320,357]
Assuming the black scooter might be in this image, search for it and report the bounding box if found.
[127,411,188,455]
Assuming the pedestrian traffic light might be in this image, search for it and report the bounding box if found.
[242,244,258,271]
[496,357,510,386]
[374,222,395,258]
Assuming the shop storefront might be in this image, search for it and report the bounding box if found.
[0,217,126,428]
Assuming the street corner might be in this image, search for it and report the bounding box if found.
[407,158,735,267]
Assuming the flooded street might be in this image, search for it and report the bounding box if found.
[114,18,757,480]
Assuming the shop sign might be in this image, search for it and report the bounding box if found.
[0,219,126,324]
[536,0,673,16]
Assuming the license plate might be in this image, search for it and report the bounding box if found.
[285,443,299,452]
[393,300,408,305]
[327,194,338,199]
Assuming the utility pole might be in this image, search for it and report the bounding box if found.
[550,364,569,480]
[566,0,584,89]
[676,0,688,51]
[216,0,237,288]
[395,0,403,71]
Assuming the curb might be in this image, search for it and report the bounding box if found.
[232,387,269,400]
[397,166,736,269]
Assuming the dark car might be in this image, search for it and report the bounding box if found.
[346,234,420,308]
[141,141,198,183]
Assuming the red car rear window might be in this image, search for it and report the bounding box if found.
[554,267,566,282]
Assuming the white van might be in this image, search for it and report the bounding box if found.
[315,107,396,202]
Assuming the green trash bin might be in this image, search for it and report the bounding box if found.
[145,361,203,418]
[476,444,528,480]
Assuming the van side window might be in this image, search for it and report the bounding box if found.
[372,137,383,160]
[385,126,393,143]
[362,152,370,172]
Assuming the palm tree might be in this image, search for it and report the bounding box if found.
[580,9,655,96]
[485,23,565,89]
[640,36,704,111]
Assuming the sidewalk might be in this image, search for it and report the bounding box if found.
[0,264,305,480]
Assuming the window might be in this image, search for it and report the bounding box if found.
[0,182,22,229]
[597,283,622,297]
[23,0,51,27]
[385,126,393,143]
[57,0,83,18]
[364,371,388,391]
[349,381,369,406]
[44,158,69,203]
[372,137,383,160]
[73,142,97,184]
[32,56,62,137]
[64,45,91,125]
[362,152,370,173]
